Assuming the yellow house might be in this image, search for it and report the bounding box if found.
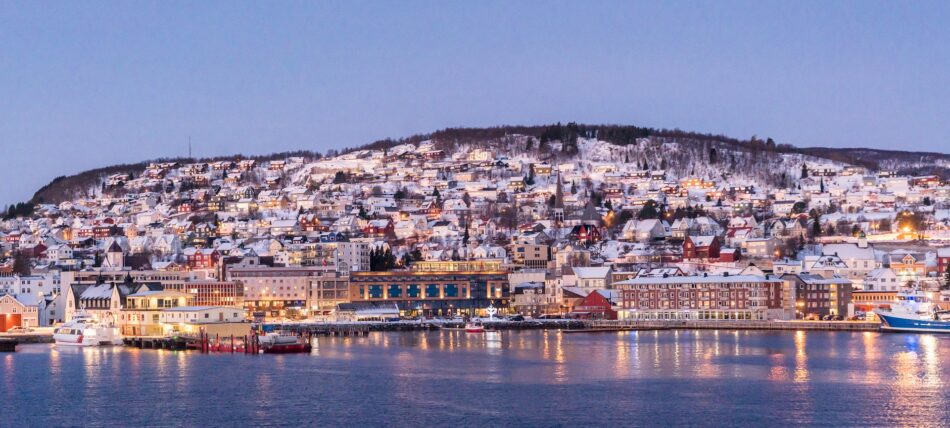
[120,290,193,336]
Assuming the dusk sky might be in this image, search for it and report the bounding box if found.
[2,1,948,206]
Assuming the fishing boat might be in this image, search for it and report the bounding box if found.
[875,287,950,333]
[257,332,312,354]
[53,312,123,346]
[465,321,485,333]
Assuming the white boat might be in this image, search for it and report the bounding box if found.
[257,332,302,346]
[53,313,123,346]
[875,287,950,334]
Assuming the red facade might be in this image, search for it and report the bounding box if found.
[572,291,617,320]
[683,236,721,260]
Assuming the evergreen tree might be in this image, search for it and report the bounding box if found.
[12,252,31,276]
[800,163,808,179]
[638,200,660,220]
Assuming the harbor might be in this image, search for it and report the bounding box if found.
[2,318,889,353]
[4,329,950,426]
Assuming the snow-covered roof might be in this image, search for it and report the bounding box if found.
[572,266,611,279]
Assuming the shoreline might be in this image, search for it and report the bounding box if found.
[0,320,884,349]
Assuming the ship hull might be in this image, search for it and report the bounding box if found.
[876,311,950,333]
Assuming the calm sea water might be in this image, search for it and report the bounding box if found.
[2,330,948,427]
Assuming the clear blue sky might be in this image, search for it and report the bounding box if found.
[2,1,948,206]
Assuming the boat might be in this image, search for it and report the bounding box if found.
[875,287,950,333]
[53,312,123,346]
[465,322,485,333]
[257,332,312,354]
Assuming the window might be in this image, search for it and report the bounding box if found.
[388,284,402,298]
[444,285,459,298]
[369,285,384,299]
[407,285,420,298]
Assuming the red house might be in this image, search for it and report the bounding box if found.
[938,248,950,276]
[569,224,602,244]
[719,247,740,263]
[184,248,220,269]
[363,219,394,237]
[683,235,721,260]
[570,290,618,320]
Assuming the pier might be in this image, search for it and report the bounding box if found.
[265,319,591,334]
[0,333,53,344]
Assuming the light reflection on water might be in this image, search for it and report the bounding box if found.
[2,330,949,426]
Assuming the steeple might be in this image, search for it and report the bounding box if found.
[553,167,565,224]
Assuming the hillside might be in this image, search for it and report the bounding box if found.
[25,123,950,206]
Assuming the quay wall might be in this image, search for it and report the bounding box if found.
[270,319,882,333]
[594,320,881,332]
[0,333,54,343]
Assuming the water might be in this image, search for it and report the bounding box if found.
[2,330,949,427]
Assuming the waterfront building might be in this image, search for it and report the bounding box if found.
[614,274,794,321]
[781,273,853,319]
[309,270,349,319]
[851,290,899,318]
[348,266,509,317]
[120,289,193,336]
[0,294,39,330]
[569,289,619,320]
[65,281,133,324]
[511,281,558,317]
[159,306,247,335]
[228,265,330,320]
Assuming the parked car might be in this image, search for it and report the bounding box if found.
[804,313,820,321]
[6,326,33,334]
[506,314,525,322]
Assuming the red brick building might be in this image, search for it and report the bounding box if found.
[614,274,794,320]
